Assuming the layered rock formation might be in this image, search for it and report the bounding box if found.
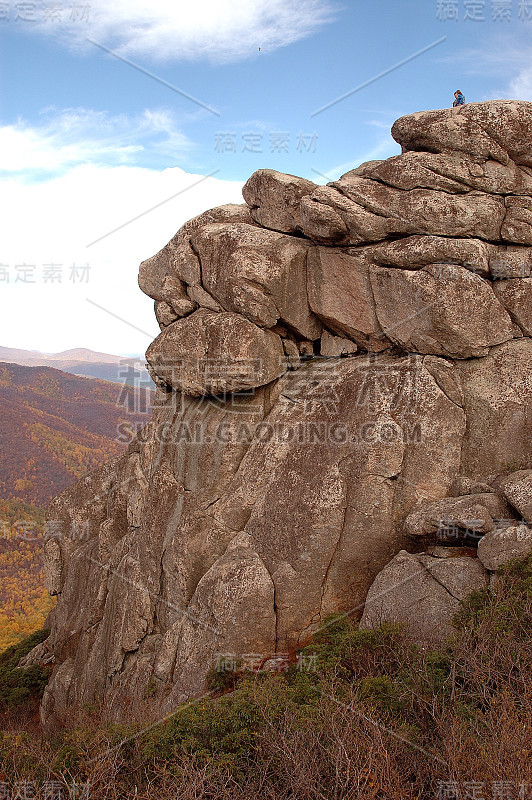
[36,101,532,722]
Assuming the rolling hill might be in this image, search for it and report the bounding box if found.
[0,345,152,384]
[0,362,153,649]
[0,498,53,652]
[0,361,153,506]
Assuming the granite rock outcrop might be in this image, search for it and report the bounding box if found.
[34,101,532,722]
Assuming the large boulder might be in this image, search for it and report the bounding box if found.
[456,339,532,477]
[138,204,254,300]
[351,150,532,196]
[40,354,466,721]
[369,263,514,358]
[477,524,532,570]
[359,550,489,645]
[364,235,492,276]
[499,470,532,523]
[242,169,317,234]
[307,247,388,351]
[191,222,321,339]
[391,100,532,167]
[299,181,505,246]
[404,493,512,540]
[146,309,287,395]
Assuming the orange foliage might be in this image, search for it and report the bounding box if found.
[0,361,152,505]
[0,499,55,651]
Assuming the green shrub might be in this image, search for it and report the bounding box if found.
[1,556,531,794]
[0,629,50,709]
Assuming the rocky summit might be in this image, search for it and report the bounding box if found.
[33,101,532,724]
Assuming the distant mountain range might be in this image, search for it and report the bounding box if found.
[0,361,153,506]
[0,346,152,385]
[0,360,154,649]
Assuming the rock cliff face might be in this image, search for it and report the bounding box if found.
[37,101,532,723]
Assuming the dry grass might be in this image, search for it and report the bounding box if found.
[1,554,531,799]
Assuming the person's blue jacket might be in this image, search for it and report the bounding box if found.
[453,92,465,107]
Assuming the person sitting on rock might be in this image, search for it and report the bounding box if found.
[453,90,465,107]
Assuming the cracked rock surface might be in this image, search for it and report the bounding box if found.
[36,101,532,722]
[359,550,489,645]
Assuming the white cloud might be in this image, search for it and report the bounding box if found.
[0,120,244,354]
[37,0,336,63]
[0,108,192,176]
[441,32,532,102]
[508,66,532,100]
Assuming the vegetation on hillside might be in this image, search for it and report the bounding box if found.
[0,499,55,651]
[1,554,531,798]
[0,629,50,711]
[0,361,152,505]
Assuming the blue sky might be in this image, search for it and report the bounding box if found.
[1,0,531,354]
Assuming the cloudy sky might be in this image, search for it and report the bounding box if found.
[1,0,531,355]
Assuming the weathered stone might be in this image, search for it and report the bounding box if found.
[242,169,317,234]
[370,263,514,358]
[138,204,255,300]
[34,100,532,725]
[172,204,256,287]
[298,340,314,357]
[146,309,286,395]
[186,284,223,312]
[160,533,276,710]
[299,188,349,244]
[427,546,479,559]
[418,554,489,600]
[422,355,464,407]
[359,550,488,645]
[363,235,491,277]
[320,330,358,358]
[499,470,532,523]
[350,151,532,196]
[392,101,532,167]
[456,339,532,477]
[404,493,512,539]
[154,300,179,329]
[138,246,172,303]
[450,477,495,496]
[210,356,465,648]
[272,323,289,338]
[43,539,63,596]
[314,174,506,245]
[405,495,494,538]
[191,222,322,340]
[493,278,532,335]
[477,524,532,570]
[307,247,388,351]
[303,182,504,246]
[489,246,532,279]
[502,196,532,245]
[40,353,466,721]
[283,339,301,370]
[160,275,197,318]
